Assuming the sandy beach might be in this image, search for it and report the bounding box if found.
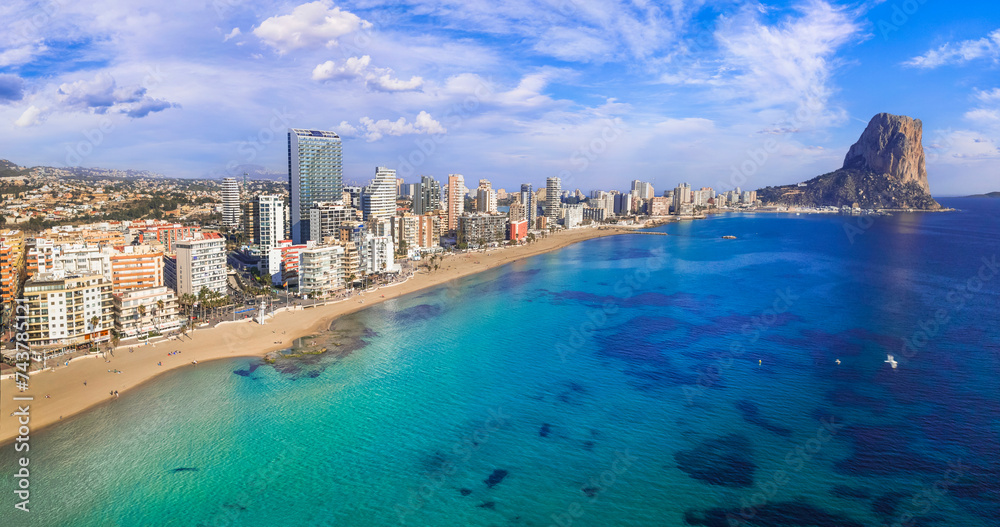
[1,227,632,444]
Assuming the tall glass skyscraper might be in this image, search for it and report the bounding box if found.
[520,183,535,227]
[288,129,343,244]
[413,175,441,215]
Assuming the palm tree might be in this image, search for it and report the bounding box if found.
[137,304,146,337]
[156,299,165,329]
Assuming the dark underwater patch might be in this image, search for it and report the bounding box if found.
[872,491,908,519]
[734,400,793,437]
[837,425,947,476]
[170,467,198,473]
[233,362,263,377]
[674,434,756,488]
[477,501,496,509]
[683,501,866,527]
[832,485,871,500]
[392,303,444,325]
[485,469,508,488]
[539,423,551,437]
[264,320,374,378]
[459,488,472,496]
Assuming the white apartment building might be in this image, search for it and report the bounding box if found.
[361,166,397,221]
[298,245,344,297]
[256,194,285,272]
[23,274,113,349]
[29,239,113,279]
[113,286,181,338]
[174,236,227,296]
[361,233,397,274]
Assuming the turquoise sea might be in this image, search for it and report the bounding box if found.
[3,197,999,526]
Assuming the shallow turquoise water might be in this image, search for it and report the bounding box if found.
[2,198,998,526]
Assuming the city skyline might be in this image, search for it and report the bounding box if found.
[0,1,998,195]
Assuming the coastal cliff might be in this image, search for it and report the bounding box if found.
[757,113,941,209]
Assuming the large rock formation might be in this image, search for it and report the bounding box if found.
[757,113,940,210]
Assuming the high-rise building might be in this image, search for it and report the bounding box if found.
[288,128,343,244]
[416,213,441,249]
[361,167,397,221]
[309,202,360,244]
[545,177,561,219]
[242,200,257,245]
[413,175,441,215]
[476,179,497,214]
[447,174,465,231]
[563,203,584,229]
[672,182,691,215]
[255,195,286,261]
[631,180,655,200]
[520,184,536,227]
[174,235,227,296]
[392,214,419,255]
[222,177,241,228]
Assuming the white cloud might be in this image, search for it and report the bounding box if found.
[441,70,564,109]
[0,43,47,68]
[253,0,371,54]
[974,87,1000,104]
[54,72,178,117]
[534,27,613,62]
[930,130,999,160]
[223,27,241,42]
[338,111,446,141]
[14,105,43,127]
[712,1,861,124]
[312,55,371,81]
[905,29,1000,69]
[312,55,423,92]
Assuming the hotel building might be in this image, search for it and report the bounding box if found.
[288,128,343,244]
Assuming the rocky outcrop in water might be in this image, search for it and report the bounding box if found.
[757,113,941,210]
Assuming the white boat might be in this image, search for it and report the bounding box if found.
[885,355,898,369]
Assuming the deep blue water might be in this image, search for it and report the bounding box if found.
[2,197,999,526]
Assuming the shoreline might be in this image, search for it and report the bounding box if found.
[0,227,632,445]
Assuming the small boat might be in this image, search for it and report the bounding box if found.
[722,235,737,239]
[884,355,897,369]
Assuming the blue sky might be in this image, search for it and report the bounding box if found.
[1,0,998,195]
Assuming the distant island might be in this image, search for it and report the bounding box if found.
[964,191,1000,198]
[757,113,941,210]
